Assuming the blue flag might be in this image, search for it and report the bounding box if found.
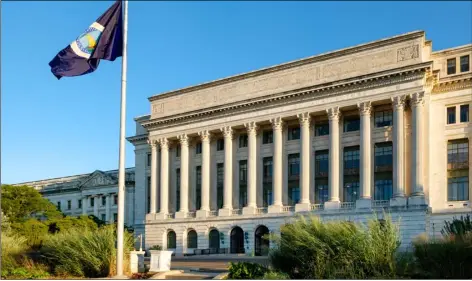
[49,1,123,79]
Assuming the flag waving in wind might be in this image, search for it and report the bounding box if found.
[49,1,123,79]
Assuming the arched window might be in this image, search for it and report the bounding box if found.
[209,229,220,252]
[230,226,244,254]
[187,230,198,249]
[255,225,270,256]
[167,230,176,249]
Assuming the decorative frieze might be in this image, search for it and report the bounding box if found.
[397,45,419,62]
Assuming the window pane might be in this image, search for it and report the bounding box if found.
[460,105,469,123]
[448,176,469,201]
[344,117,360,132]
[239,134,248,148]
[374,110,393,127]
[447,58,456,75]
[315,123,329,136]
[315,150,329,177]
[447,107,456,124]
[263,131,273,144]
[217,163,224,209]
[288,127,300,140]
[460,55,470,72]
[196,166,202,210]
[217,139,224,151]
[448,139,469,170]
[344,181,359,202]
[196,142,202,154]
[176,169,181,211]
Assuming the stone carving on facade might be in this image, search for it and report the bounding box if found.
[397,45,419,62]
[220,126,233,139]
[198,130,212,142]
[178,134,189,146]
[297,112,311,125]
[244,122,258,135]
[326,107,341,120]
[357,102,372,116]
[79,171,117,189]
[270,117,284,131]
[158,138,169,149]
[410,92,425,107]
[391,95,407,110]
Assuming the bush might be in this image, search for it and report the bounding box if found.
[262,271,289,279]
[39,225,134,278]
[1,231,28,273]
[228,262,268,279]
[268,215,400,279]
[441,214,472,238]
[10,219,49,249]
[47,215,99,234]
[149,245,162,250]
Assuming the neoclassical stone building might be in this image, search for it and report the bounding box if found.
[127,30,471,255]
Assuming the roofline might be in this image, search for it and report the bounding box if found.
[431,43,472,55]
[148,30,425,102]
[134,114,151,122]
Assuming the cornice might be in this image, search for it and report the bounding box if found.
[143,63,431,130]
[148,31,425,102]
[126,133,149,144]
[432,73,472,94]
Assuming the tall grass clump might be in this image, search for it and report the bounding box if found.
[268,215,400,279]
[1,231,28,273]
[39,224,134,278]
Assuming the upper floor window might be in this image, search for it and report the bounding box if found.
[78,199,82,209]
[114,195,118,205]
[460,55,470,73]
[239,134,248,148]
[374,110,393,127]
[447,58,456,75]
[196,142,202,154]
[447,139,469,170]
[263,157,273,183]
[102,196,106,206]
[344,146,360,175]
[314,122,329,136]
[101,214,106,222]
[262,130,273,144]
[113,213,118,222]
[217,139,224,151]
[90,197,94,207]
[57,201,61,211]
[239,160,248,184]
[176,146,181,157]
[343,116,360,132]
[217,163,224,209]
[447,107,456,124]
[67,200,71,210]
[287,126,300,141]
[315,150,329,177]
[460,105,469,123]
[374,142,393,172]
[147,153,151,166]
[288,153,300,178]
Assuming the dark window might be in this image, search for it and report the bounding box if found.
[90,197,94,207]
[344,180,359,203]
[67,200,71,210]
[147,153,151,166]
[315,180,329,204]
[447,58,456,75]
[288,153,300,205]
[113,213,117,222]
[187,230,198,248]
[176,168,181,211]
[374,110,393,127]
[146,176,151,213]
[239,134,248,148]
[315,150,329,204]
[344,116,360,132]
[217,139,224,151]
[102,196,106,206]
[239,160,248,208]
[78,199,82,209]
[167,231,176,249]
[217,163,224,209]
[447,107,456,124]
[263,157,273,207]
[196,142,202,154]
[460,55,470,72]
[262,130,273,144]
[57,201,61,211]
[114,195,118,205]
[374,142,393,172]
[374,142,393,200]
[196,166,202,210]
[101,214,106,221]
[288,126,300,140]
[344,146,360,202]
[460,105,469,123]
[315,122,329,136]
[448,139,469,170]
[448,176,469,201]
[176,146,181,157]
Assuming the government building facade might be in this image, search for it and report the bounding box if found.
[14,31,471,256]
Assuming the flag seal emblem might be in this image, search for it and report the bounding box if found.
[70,22,105,59]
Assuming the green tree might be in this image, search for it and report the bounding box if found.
[1,184,62,222]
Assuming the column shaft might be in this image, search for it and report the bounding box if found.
[298,113,311,204]
[106,194,111,223]
[271,117,284,207]
[392,96,406,198]
[149,140,158,214]
[93,196,99,217]
[179,135,189,213]
[411,92,425,197]
[199,131,211,211]
[82,197,87,215]
[245,122,258,208]
[359,102,372,199]
[159,138,169,214]
[327,107,341,203]
[221,127,233,210]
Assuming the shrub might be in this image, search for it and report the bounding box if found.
[39,224,134,278]
[441,214,472,238]
[228,262,268,279]
[10,219,49,249]
[268,215,400,279]
[1,231,28,272]
[149,245,162,250]
[47,215,99,234]
[262,271,289,279]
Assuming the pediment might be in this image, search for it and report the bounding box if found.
[78,170,117,189]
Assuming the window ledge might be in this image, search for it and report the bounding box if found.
[445,123,469,129]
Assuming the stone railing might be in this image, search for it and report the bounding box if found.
[208,210,218,217]
[282,206,295,212]
[340,202,355,209]
[256,207,268,214]
[187,212,196,218]
[311,204,323,211]
[372,200,390,208]
[232,209,242,215]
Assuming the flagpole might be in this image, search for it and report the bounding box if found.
[116,0,128,277]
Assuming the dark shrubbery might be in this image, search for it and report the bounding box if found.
[228,262,268,279]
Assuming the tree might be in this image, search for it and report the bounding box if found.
[1,185,62,222]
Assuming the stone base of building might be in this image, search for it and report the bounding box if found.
[268,204,283,214]
[242,206,257,215]
[408,195,426,206]
[175,211,187,219]
[295,203,311,212]
[356,199,372,209]
[390,197,407,207]
[196,209,208,218]
[219,208,232,217]
[324,201,341,210]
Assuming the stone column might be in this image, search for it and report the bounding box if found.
[357,102,373,209]
[197,131,211,218]
[176,134,189,219]
[391,96,407,206]
[157,138,169,218]
[325,107,341,209]
[105,194,111,223]
[219,126,234,216]
[93,195,99,217]
[295,113,312,212]
[268,117,284,213]
[82,196,87,215]
[243,122,258,215]
[148,139,159,215]
[409,92,426,206]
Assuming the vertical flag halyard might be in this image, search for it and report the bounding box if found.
[49,1,129,277]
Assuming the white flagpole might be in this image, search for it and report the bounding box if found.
[116,0,128,277]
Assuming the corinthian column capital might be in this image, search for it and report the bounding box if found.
[326,107,341,120]
[147,139,158,149]
[391,95,407,111]
[158,138,169,149]
[270,117,284,131]
[244,122,259,136]
[297,112,311,126]
[357,102,372,116]
[410,92,425,107]
[198,130,212,142]
[178,134,189,146]
[220,126,233,139]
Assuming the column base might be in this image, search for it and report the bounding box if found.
[196,209,208,218]
[268,204,283,214]
[356,198,372,209]
[242,206,257,215]
[175,211,187,219]
[324,201,341,210]
[295,203,311,212]
[145,213,156,221]
[155,213,167,220]
[408,195,426,206]
[390,196,407,207]
[218,208,232,217]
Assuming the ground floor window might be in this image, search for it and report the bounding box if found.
[230,227,244,254]
[448,176,469,201]
[167,231,176,249]
[209,229,220,251]
[255,225,269,256]
[187,230,198,248]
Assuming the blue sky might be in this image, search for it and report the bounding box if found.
[2,1,471,184]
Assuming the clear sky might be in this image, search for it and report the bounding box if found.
[1,1,471,184]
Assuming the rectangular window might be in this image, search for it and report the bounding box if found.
[102,196,106,206]
[176,168,181,211]
[216,163,224,209]
[239,134,248,148]
[239,160,248,208]
[146,176,151,213]
[447,106,456,124]
[460,55,470,72]
[263,157,273,207]
[176,145,181,157]
[101,214,106,222]
[343,116,360,132]
[288,126,300,140]
[114,195,118,205]
[196,142,202,155]
[217,139,224,151]
[448,176,469,201]
[374,142,393,200]
[448,139,469,170]
[196,166,202,210]
[344,146,360,202]
[315,180,329,204]
[446,137,469,202]
[262,130,273,144]
[315,122,329,136]
[374,110,393,127]
[67,200,71,210]
[90,197,94,207]
[288,153,300,205]
[147,153,151,167]
[460,104,469,123]
[374,142,393,172]
[447,58,456,75]
[78,199,82,209]
[315,150,329,204]
[113,213,117,222]
[57,201,61,211]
